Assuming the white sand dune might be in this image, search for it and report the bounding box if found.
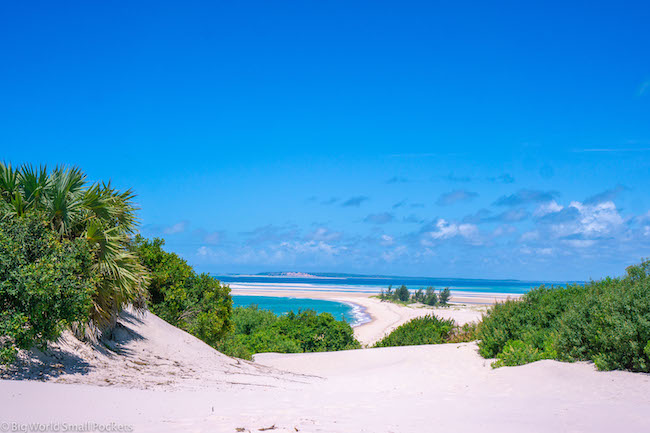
[1,305,649,432]
[0,308,308,390]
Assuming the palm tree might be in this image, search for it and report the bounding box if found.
[0,162,148,334]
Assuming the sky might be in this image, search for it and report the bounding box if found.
[2,1,650,281]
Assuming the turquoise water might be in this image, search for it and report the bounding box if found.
[232,295,367,326]
[217,274,581,295]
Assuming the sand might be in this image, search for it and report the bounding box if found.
[1,291,649,432]
[230,286,495,345]
[0,308,307,390]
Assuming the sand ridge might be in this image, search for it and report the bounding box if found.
[1,294,649,432]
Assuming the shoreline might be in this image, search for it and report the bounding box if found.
[2,290,647,433]
[229,286,501,345]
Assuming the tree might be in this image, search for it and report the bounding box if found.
[424,287,438,306]
[0,163,147,333]
[0,214,95,363]
[132,236,233,343]
[396,285,410,302]
[412,288,424,303]
[439,287,451,306]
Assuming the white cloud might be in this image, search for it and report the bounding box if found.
[563,239,597,248]
[520,230,540,241]
[381,234,394,246]
[493,225,517,237]
[550,201,623,239]
[307,227,342,242]
[534,200,563,217]
[381,245,407,262]
[164,221,188,235]
[520,246,553,256]
[203,231,222,244]
[279,240,345,256]
[422,219,479,245]
[570,201,623,236]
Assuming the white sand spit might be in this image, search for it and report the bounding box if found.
[230,288,487,345]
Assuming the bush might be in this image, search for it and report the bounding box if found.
[0,163,148,332]
[478,260,650,372]
[374,315,455,348]
[217,306,360,360]
[381,285,445,306]
[395,285,410,302]
[0,215,94,363]
[438,287,451,306]
[491,340,550,368]
[423,287,438,306]
[447,321,481,343]
[274,310,360,352]
[132,236,233,343]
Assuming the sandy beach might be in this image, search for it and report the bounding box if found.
[1,307,649,433]
[229,284,513,345]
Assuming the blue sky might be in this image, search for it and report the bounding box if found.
[2,1,649,280]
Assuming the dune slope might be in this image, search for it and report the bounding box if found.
[1,310,649,433]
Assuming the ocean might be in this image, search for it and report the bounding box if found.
[232,295,365,326]
[216,274,575,295]
[220,274,580,327]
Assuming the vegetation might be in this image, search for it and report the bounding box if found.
[0,214,95,363]
[0,163,147,334]
[217,306,361,360]
[0,162,365,364]
[4,163,649,375]
[374,315,455,347]
[479,260,650,372]
[373,314,479,348]
[131,236,233,345]
[378,285,450,306]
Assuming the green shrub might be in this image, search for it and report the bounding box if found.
[492,340,546,367]
[395,285,410,302]
[478,261,650,372]
[0,215,94,363]
[0,163,148,332]
[374,315,455,348]
[230,304,278,335]
[555,272,650,372]
[218,331,302,360]
[382,285,444,306]
[447,321,481,343]
[438,287,451,306]
[217,306,360,360]
[132,236,233,343]
[274,310,360,353]
[424,287,438,306]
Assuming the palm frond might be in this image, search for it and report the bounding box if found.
[19,164,49,211]
[45,166,87,236]
[2,163,149,335]
[0,162,20,206]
